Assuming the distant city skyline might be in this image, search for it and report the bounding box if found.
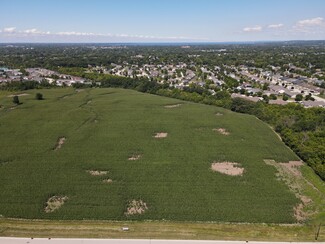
[1,0,325,43]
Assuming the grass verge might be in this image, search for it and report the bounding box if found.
[0,219,324,241]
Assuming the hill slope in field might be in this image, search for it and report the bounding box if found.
[0,88,321,223]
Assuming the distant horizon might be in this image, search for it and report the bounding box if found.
[1,40,325,45]
[1,0,325,43]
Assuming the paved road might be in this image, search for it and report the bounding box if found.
[0,238,321,244]
[314,95,325,102]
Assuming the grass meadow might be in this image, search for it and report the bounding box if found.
[0,88,308,223]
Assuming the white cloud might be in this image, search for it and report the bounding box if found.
[297,17,324,27]
[268,24,284,29]
[0,27,207,41]
[57,31,98,36]
[292,17,325,35]
[243,26,262,32]
[3,27,16,33]
[23,28,39,34]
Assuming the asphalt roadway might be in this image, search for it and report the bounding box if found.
[0,238,321,244]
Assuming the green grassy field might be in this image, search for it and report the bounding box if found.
[0,88,323,224]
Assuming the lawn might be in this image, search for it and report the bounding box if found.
[0,88,321,224]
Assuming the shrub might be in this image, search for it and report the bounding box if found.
[12,95,20,105]
[35,93,43,100]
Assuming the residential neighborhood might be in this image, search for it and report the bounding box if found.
[1,59,325,108]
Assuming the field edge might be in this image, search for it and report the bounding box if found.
[0,218,324,241]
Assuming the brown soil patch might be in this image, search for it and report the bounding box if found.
[44,196,68,213]
[279,161,304,177]
[211,162,244,176]
[125,200,148,216]
[53,137,66,150]
[7,93,29,97]
[213,128,230,135]
[54,137,66,150]
[103,179,113,183]
[87,170,108,176]
[264,159,312,222]
[164,104,181,108]
[153,132,168,138]
[128,154,141,161]
[294,203,307,222]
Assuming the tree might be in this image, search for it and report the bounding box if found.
[35,93,43,100]
[269,94,277,100]
[305,94,315,101]
[282,94,289,101]
[12,95,20,105]
[262,83,269,90]
[295,94,303,102]
[262,95,269,103]
[215,90,230,100]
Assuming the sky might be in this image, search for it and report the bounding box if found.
[0,0,325,43]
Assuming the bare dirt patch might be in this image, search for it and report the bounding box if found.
[164,104,182,108]
[213,128,230,135]
[103,179,113,184]
[7,93,29,97]
[264,159,312,222]
[87,170,108,176]
[53,137,66,151]
[153,132,168,138]
[264,160,304,183]
[294,203,307,222]
[125,200,148,216]
[44,196,68,213]
[128,154,141,161]
[211,162,244,176]
[280,161,304,177]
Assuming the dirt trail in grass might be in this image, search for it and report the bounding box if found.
[7,93,30,97]
[58,92,77,100]
[164,104,182,108]
[76,90,100,129]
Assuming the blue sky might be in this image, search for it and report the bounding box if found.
[0,0,325,42]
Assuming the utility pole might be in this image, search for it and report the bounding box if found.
[315,223,321,241]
